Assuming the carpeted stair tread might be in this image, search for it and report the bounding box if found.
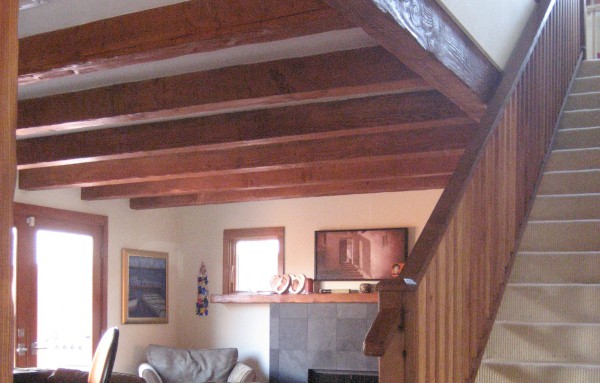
[546,148,600,171]
[477,361,600,383]
[520,220,600,252]
[510,252,600,284]
[576,60,600,78]
[572,74,600,93]
[537,169,600,195]
[565,92,600,111]
[529,195,600,220]
[483,323,600,364]
[496,284,600,323]
[561,109,600,128]
[553,126,600,149]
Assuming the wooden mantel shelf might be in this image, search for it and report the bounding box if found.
[210,292,378,304]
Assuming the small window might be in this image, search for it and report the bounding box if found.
[223,227,284,294]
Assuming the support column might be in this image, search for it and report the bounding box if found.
[0,0,18,380]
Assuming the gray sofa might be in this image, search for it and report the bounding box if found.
[13,369,145,383]
[138,345,256,383]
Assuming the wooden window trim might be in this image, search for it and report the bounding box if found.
[222,227,284,294]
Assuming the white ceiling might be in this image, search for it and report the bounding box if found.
[18,0,189,37]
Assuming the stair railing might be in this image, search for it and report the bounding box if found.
[365,1,584,382]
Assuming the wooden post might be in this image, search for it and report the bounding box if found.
[0,0,18,380]
[373,291,406,383]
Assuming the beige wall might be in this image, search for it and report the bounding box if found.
[437,0,536,69]
[176,190,442,381]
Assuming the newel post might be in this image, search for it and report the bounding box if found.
[377,291,406,383]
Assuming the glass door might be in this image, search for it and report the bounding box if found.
[35,229,93,368]
[13,203,106,369]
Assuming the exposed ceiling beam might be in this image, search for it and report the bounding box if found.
[325,0,501,120]
[18,125,476,190]
[15,0,499,207]
[82,152,461,200]
[18,0,353,84]
[17,47,428,136]
[129,174,451,209]
[17,91,468,167]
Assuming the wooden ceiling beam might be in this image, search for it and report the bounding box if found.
[17,47,428,136]
[325,0,501,120]
[18,0,353,84]
[82,152,462,200]
[18,125,476,190]
[17,91,468,168]
[129,174,451,209]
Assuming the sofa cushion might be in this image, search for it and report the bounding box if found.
[146,345,237,383]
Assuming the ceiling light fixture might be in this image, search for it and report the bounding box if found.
[19,0,50,11]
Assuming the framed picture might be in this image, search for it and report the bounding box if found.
[122,248,168,324]
[315,228,408,281]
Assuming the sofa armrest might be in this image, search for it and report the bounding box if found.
[227,362,256,383]
[138,363,162,383]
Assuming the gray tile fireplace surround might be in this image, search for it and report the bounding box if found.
[270,303,378,383]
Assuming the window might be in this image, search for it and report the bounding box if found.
[223,227,284,294]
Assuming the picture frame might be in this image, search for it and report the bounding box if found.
[315,228,408,281]
[122,248,168,324]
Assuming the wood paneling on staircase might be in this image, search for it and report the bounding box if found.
[365,1,582,382]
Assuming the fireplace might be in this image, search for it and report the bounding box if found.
[269,303,379,383]
[308,369,378,383]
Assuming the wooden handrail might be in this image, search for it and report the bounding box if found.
[364,308,401,356]
[367,1,583,382]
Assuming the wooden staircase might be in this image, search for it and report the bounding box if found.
[364,2,585,382]
[476,60,600,382]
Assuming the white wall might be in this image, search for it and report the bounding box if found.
[13,187,181,374]
[438,0,536,69]
[586,9,600,60]
[177,190,442,381]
